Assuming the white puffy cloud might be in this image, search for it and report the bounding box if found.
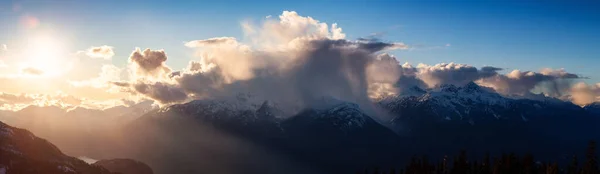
[80,10,596,108]
[365,53,424,98]
[416,63,501,88]
[113,11,409,110]
[128,48,172,78]
[242,11,347,50]
[478,69,581,96]
[569,82,600,106]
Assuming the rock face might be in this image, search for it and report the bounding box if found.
[0,121,113,174]
[94,159,153,174]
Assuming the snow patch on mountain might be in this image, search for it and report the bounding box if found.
[1,144,23,156]
[317,101,367,129]
[0,124,13,137]
[584,102,600,114]
[57,166,75,173]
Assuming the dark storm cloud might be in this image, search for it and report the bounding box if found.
[132,81,188,104]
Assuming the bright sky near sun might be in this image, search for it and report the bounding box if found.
[0,0,599,110]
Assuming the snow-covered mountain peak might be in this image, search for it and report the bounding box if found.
[314,101,368,129]
[585,102,600,108]
[584,102,600,115]
[439,84,459,93]
[310,95,347,110]
[162,93,266,114]
[157,92,299,120]
[377,82,518,122]
[66,107,103,115]
[256,100,287,118]
[460,82,483,93]
[399,86,427,97]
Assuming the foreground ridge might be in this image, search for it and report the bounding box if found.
[0,121,153,174]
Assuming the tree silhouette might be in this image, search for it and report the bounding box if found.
[583,141,598,174]
[358,141,599,174]
[568,155,579,174]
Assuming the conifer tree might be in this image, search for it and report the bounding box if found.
[482,152,491,174]
[568,155,579,174]
[583,141,598,174]
[389,168,396,174]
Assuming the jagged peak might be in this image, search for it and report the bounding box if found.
[508,92,564,104]
[460,82,483,93]
[439,84,459,93]
[584,102,600,108]
[256,100,287,118]
[310,95,347,110]
[407,86,426,94]
[259,100,276,109]
[66,106,96,113]
[586,101,600,106]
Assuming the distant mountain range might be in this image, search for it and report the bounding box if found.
[0,120,153,174]
[375,82,600,165]
[0,82,599,174]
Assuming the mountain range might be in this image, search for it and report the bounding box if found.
[0,82,599,174]
[0,120,153,174]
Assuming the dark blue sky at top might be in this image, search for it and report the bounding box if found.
[1,0,599,82]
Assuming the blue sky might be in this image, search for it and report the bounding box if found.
[1,0,599,83]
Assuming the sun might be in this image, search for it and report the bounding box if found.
[23,33,68,76]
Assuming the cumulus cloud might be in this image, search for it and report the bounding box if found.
[184,37,256,82]
[85,45,115,59]
[364,59,586,103]
[21,67,44,75]
[416,63,502,87]
[365,53,424,97]
[569,82,600,105]
[242,10,347,49]
[107,11,597,109]
[479,69,581,96]
[132,81,188,104]
[128,48,171,78]
[111,11,414,112]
